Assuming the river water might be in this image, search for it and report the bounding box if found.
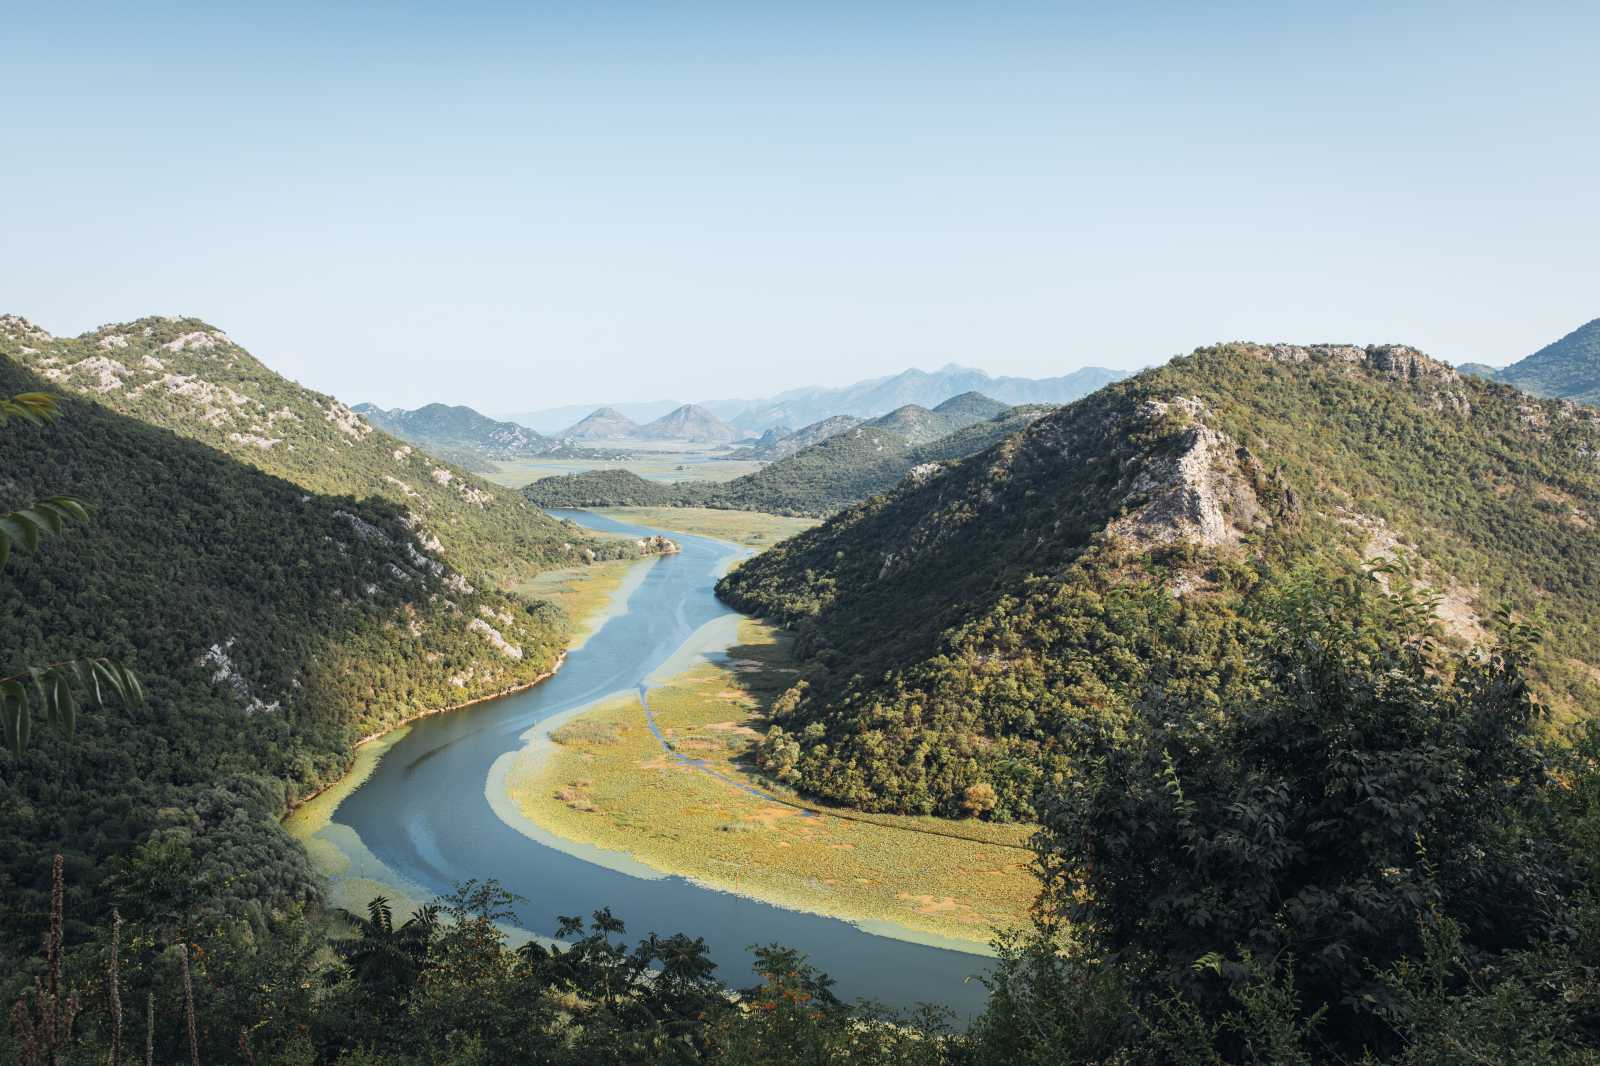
[322,511,992,1015]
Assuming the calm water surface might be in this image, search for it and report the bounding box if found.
[331,510,992,1015]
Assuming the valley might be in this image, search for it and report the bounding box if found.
[9,8,1599,1060]
[503,616,1036,948]
[7,323,1600,1063]
[290,510,1000,1011]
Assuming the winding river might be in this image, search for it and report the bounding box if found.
[305,511,992,1015]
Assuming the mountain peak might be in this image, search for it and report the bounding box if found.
[637,402,738,443]
[560,406,643,439]
[717,337,1600,819]
[1493,317,1600,405]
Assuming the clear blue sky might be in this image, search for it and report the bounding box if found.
[3,2,1596,410]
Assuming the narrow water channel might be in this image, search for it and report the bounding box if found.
[319,510,993,1015]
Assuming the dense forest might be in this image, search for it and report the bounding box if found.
[718,343,1600,820]
[1,316,600,584]
[0,350,657,973]
[524,404,1052,517]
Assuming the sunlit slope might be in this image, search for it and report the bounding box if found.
[718,343,1600,818]
[2,314,602,582]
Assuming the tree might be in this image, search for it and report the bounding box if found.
[332,896,439,1007]
[1031,569,1580,1055]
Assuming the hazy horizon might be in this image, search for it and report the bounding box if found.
[5,2,1596,410]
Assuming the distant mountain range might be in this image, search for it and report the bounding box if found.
[635,403,740,443]
[497,362,1128,435]
[351,402,624,469]
[728,392,1011,460]
[499,400,687,433]
[1459,317,1600,405]
[525,396,1051,516]
[560,402,740,443]
[723,364,1127,432]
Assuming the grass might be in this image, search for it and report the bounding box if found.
[513,557,651,646]
[482,448,767,489]
[505,618,1038,948]
[591,507,820,549]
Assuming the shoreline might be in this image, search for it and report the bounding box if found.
[493,620,1019,957]
[496,704,1003,956]
[283,653,569,817]
[285,546,665,820]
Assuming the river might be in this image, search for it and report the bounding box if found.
[309,510,992,1016]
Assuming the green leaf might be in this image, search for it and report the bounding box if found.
[0,515,39,552]
[15,508,63,537]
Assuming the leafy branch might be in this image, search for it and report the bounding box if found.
[1,494,92,569]
[3,390,145,756]
[0,660,144,757]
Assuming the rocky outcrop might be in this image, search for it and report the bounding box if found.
[468,617,524,659]
[1107,398,1267,549]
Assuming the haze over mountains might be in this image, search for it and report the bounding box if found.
[722,363,1127,432]
[350,401,621,470]
[499,362,1127,437]
[559,402,740,443]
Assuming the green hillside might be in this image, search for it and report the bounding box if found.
[523,468,706,508]
[0,352,597,961]
[2,315,595,583]
[524,405,1053,516]
[1498,316,1600,404]
[718,343,1600,820]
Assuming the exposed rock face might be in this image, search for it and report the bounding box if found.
[0,314,53,341]
[1364,343,1458,382]
[198,638,281,714]
[468,617,524,659]
[1107,398,1266,549]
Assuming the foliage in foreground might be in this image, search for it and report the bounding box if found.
[6,574,1600,1064]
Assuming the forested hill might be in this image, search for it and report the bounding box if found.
[718,343,1600,819]
[1,315,592,583]
[0,351,616,962]
[1475,316,1600,404]
[524,404,1052,516]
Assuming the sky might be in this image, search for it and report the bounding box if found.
[3,2,1597,412]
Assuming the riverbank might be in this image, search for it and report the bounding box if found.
[503,617,1037,949]
[287,551,659,851]
[513,556,656,650]
[590,506,820,550]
